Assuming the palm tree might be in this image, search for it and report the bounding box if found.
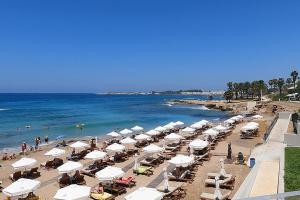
[268,80,274,90]
[227,82,233,91]
[277,78,285,96]
[238,82,244,98]
[243,82,251,99]
[272,79,278,89]
[286,78,292,87]
[233,83,239,99]
[224,90,234,103]
[291,70,298,89]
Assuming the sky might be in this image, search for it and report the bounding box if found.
[0,0,299,93]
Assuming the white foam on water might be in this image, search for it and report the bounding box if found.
[0,108,9,111]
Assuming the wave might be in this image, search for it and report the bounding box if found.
[0,108,9,111]
[191,106,210,110]
[179,105,210,110]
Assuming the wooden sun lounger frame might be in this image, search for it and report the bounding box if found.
[205,175,236,190]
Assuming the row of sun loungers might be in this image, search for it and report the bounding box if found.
[9,167,41,181]
[58,171,86,188]
[40,158,64,169]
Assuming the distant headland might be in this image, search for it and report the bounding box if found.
[97,89,225,96]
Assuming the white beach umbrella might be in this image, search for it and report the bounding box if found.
[120,137,137,145]
[182,127,195,134]
[44,148,65,157]
[203,128,219,137]
[248,122,259,126]
[107,131,121,138]
[168,154,194,167]
[54,184,91,200]
[241,124,258,131]
[189,139,209,150]
[84,150,107,160]
[214,125,228,132]
[252,115,263,119]
[224,119,235,125]
[236,115,244,119]
[145,130,160,136]
[120,128,133,135]
[168,122,177,127]
[143,144,163,154]
[175,121,184,128]
[106,143,125,153]
[230,116,241,122]
[163,168,169,192]
[199,120,209,125]
[131,126,144,132]
[96,166,125,182]
[154,126,167,132]
[214,177,222,199]
[12,158,37,170]
[125,187,163,200]
[163,124,174,130]
[3,178,41,197]
[57,161,82,174]
[191,123,203,129]
[70,141,89,149]
[135,133,150,141]
[164,133,183,141]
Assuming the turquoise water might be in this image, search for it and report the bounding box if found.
[0,94,229,150]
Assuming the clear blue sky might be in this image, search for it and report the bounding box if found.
[0,0,299,93]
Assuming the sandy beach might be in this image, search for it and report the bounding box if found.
[0,104,273,200]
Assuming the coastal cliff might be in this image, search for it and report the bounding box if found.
[169,99,248,113]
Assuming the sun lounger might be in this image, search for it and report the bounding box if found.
[40,160,54,169]
[205,175,235,190]
[113,176,136,188]
[53,158,64,168]
[200,191,231,200]
[113,152,128,163]
[41,158,64,170]
[162,187,187,200]
[133,166,153,176]
[194,151,210,161]
[72,173,86,185]
[82,160,109,176]
[168,170,195,183]
[59,174,71,188]
[9,171,22,181]
[135,141,148,148]
[90,192,115,200]
[207,173,232,179]
[126,148,139,156]
[104,185,126,196]
[23,167,41,178]
[67,150,88,161]
[140,156,162,167]
[158,152,175,160]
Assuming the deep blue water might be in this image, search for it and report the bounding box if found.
[0,93,229,150]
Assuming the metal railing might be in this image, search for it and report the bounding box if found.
[263,113,279,142]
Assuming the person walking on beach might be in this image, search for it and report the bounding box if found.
[35,137,39,150]
[21,142,27,155]
[37,136,41,144]
[45,136,49,143]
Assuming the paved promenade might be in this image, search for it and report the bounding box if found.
[233,112,291,199]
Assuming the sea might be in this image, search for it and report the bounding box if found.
[0,93,230,152]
